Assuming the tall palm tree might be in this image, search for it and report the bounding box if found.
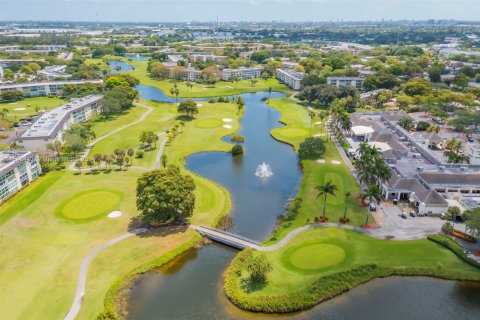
[308,111,316,136]
[315,180,338,222]
[318,111,327,134]
[361,184,382,226]
[343,191,352,221]
[268,86,272,101]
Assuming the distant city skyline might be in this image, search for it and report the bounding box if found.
[1,0,480,22]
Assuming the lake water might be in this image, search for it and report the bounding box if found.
[126,85,480,319]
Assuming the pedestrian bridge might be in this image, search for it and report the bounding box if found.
[191,225,262,250]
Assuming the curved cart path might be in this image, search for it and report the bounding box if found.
[64,228,148,320]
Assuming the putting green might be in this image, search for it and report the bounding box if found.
[284,243,346,271]
[194,118,223,129]
[57,189,124,222]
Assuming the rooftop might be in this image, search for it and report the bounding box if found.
[20,95,103,140]
[276,68,304,80]
[0,79,103,90]
[0,151,34,175]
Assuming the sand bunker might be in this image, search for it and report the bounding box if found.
[313,133,325,137]
[317,159,325,164]
[223,125,232,129]
[13,107,26,111]
[222,118,233,122]
[331,160,341,165]
[107,211,122,218]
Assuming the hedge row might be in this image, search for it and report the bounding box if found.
[427,234,480,269]
[96,234,202,320]
[224,251,480,313]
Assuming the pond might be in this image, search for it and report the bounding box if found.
[126,85,480,319]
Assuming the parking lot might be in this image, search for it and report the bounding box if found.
[370,202,447,240]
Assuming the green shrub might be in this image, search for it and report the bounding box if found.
[427,234,480,269]
[135,149,144,158]
[298,137,325,160]
[232,145,244,155]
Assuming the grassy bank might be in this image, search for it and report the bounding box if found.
[225,227,480,313]
[265,98,370,243]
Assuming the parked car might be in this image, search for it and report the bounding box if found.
[409,211,416,217]
[416,211,425,217]
[467,137,474,143]
[400,212,408,219]
[393,198,398,205]
[369,203,377,211]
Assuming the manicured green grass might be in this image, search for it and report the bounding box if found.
[122,60,292,97]
[265,98,370,242]
[56,188,124,222]
[0,96,66,122]
[225,227,480,312]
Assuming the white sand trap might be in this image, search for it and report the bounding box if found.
[107,211,122,218]
[313,133,325,137]
[317,159,325,164]
[223,124,232,129]
[13,107,26,111]
[222,118,233,122]
[331,160,341,165]
[314,121,323,125]
[197,103,203,107]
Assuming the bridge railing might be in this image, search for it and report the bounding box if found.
[195,225,262,246]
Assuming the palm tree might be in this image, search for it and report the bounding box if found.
[308,111,316,136]
[315,180,338,222]
[160,154,168,169]
[179,121,185,132]
[361,184,382,227]
[318,111,327,135]
[127,148,134,165]
[268,86,272,101]
[343,191,352,221]
[338,111,352,132]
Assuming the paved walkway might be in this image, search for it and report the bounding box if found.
[191,225,262,250]
[154,135,169,169]
[64,228,148,320]
[68,103,154,171]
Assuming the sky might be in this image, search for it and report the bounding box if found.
[1,0,480,22]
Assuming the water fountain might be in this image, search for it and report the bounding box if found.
[255,162,273,178]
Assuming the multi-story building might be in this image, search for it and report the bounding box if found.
[327,76,365,90]
[220,67,264,81]
[0,79,103,97]
[37,65,72,80]
[0,45,67,55]
[275,68,304,90]
[188,53,227,63]
[0,151,41,201]
[466,143,480,165]
[17,95,103,151]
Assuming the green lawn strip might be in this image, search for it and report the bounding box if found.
[264,98,369,244]
[0,96,66,122]
[122,60,292,97]
[55,188,124,222]
[89,101,177,168]
[90,104,147,138]
[0,171,64,225]
[225,227,480,313]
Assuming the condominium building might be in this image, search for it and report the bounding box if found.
[327,76,365,90]
[0,151,42,201]
[188,53,228,63]
[275,68,304,90]
[0,45,67,55]
[466,143,480,165]
[0,79,103,97]
[220,66,264,81]
[37,65,72,80]
[17,95,103,151]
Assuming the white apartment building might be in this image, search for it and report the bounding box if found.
[327,76,365,90]
[275,68,304,90]
[37,65,72,80]
[466,143,480,165]
[188,53,227,63]
[0,45,67,55]
[17,95,103,151]
[0,151,41,201]
[220,67,264,81]
[0,79,103,97]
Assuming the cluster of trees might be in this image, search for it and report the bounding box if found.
[139,131,159,149]
[443,207,480,239]
[62,122,96,157]
[74,148,136,173]
[297,84,360,110]
[0,90,24,102]
[355,142,392,186]
[99,74,139,118]
[230,134,245,155]
[444,138,470,164]
[237,249,273,284]
[136,165,196,225]
[298,137,326,160]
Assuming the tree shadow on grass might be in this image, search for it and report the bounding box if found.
[240,277,268,294]
[128,216,189,238]
[175,115,194,121]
